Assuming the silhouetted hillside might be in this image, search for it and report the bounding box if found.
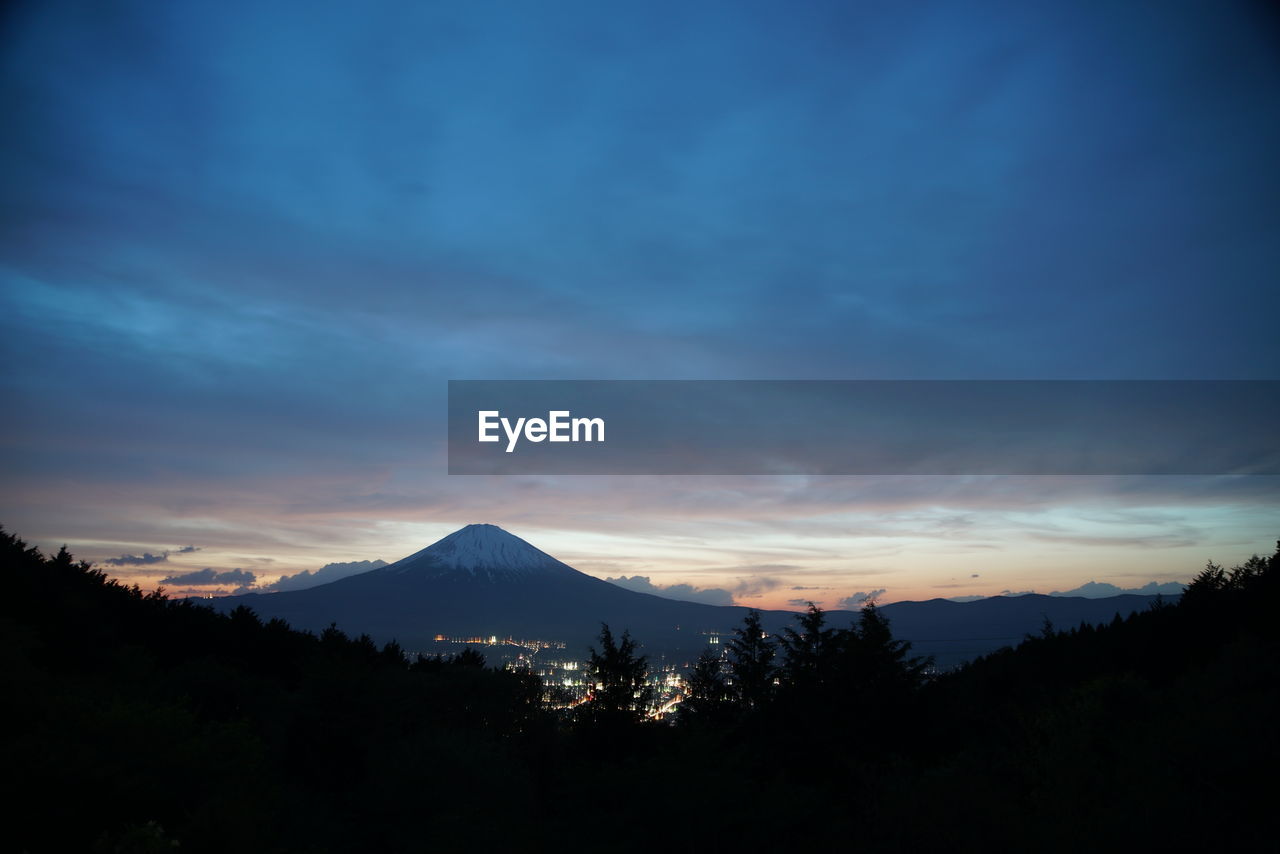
[0,527,545,852]
[3,526,1275,852]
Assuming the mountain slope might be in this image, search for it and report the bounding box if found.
[213,524,1167,662]
[217,524,753,652]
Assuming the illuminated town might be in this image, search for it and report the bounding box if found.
[420,630,730,719]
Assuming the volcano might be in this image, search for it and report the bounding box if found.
[213,523,1168,664]
[215,524,749,654]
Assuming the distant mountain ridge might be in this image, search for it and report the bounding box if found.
[213,524,1169,666]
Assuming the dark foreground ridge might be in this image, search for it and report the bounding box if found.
[3,526,1276,852]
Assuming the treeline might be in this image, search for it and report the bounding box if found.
[3,527,1277,852]
[581,604,930,741]
[0,529,545,852]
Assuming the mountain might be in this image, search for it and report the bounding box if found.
[872,593,1172,668]
[212,524,1168,665]
[377,523,578,583]
[215,524,749,655]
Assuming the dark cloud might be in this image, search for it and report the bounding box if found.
[731,577,783,600]
[263,560,387,592]
[605,575,735,607]
[95,544,198,566]
[838,589,887,609]
[4,0,1276,492]
[1,1,1278,592]
[786,598,813,607]
[160,568,256,586]
[102,552,169,566]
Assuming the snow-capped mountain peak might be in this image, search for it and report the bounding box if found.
[381,524,573,581]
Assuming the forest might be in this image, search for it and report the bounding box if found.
[3,526,1275,853]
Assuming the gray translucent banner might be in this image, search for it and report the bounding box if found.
[447,380,1280,475]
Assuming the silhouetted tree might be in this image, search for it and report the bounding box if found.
[583,623,651,725]
[379,640,407,667]
[454,647,487,668]
[680,648,731,723]
[776,603,836,694]
[844,603,931,693]
[725,609,776,710]
[410,652,446,673]
[320,622,349,648]
[1181,560,1227,607]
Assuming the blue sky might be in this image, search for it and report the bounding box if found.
[2,0,1278,607]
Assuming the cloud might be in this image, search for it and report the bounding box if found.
[1031,532,1201,549]
[970,573,980,578]
[263,559,388,592]
[786,598,813,607]
[100,545,198,565]
[1,1,1278,604]
[946,595,988,603]
[102,551,169,566]
[838,589,886,609]
[160,567,256,586]
[1050,580,1185,599]
[604,575,735,606]
[730,577,783,600]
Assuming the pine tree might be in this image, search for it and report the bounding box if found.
[776,603,835,693]
[584,623,651,725]
[681,648,731,723]
[842,603,931,695]
[725,609,776,710]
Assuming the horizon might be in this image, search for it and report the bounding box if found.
[33,518,1231,611]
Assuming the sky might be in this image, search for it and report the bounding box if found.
[2,0,1278,611]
